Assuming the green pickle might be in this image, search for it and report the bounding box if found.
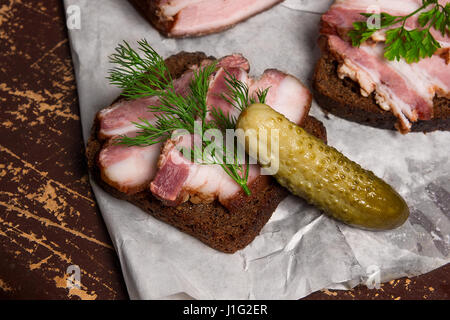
[237,104,409,230]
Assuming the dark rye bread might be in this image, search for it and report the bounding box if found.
[313,52,450,133]
[86,51,327,253]
[127,0,283,38]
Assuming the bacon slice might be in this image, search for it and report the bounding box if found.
[321,0,450,132]
[153,0,284,37]
[206,67,312,126]
[98,140,162,194]
[250,69,312,125]
[327,35,428,131]
[326,35,450,132]
[97,97,159,140]
[97,70,194,140]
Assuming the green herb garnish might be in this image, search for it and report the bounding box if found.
[349,0,449,63]
[107,39,268,195]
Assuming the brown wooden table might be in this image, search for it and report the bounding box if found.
[0,0,448,300]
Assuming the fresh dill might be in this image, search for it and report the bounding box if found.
[107,40,268,195]
[349,0,449,63]
[221,71,269,115]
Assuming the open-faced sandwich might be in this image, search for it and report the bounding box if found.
[314,0,450,133]
[128,0,285,38]
[87,40,409,253]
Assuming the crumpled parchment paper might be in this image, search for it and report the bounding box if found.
[63,0,450,299]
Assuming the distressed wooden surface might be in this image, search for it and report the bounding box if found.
[0,0,128,300]
[0,0,448,300]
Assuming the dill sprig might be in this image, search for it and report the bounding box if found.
[221,71,269,114]
[107,40,268,195]
[349,0,449,63]
[108,39,173,98]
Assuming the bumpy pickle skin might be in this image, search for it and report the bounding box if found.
[236,104,409,230]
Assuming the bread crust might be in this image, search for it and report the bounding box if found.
[313,40,450,133]
[87,52,327,253]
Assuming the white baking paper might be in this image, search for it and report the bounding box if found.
[63,0,450,299]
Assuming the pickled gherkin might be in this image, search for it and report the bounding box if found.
[236,104,409,230]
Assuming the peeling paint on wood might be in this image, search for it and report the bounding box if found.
[0,0,128,300]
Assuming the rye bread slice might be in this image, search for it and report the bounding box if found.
[86,51,327,253]
[313,52,450,133]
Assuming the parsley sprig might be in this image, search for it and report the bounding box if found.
[107,39,268,195]
[349,0,450,63]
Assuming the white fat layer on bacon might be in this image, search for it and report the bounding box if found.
[98,143,162,194]
[338,60,376,98]
[361,44,441,104]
